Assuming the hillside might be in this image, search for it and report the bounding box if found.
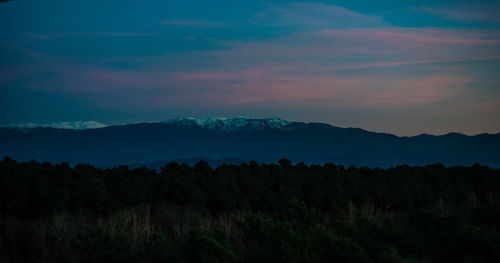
[1,117,499,167]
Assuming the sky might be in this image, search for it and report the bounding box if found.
[1,0,500,136]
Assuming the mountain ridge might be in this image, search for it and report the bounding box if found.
[1,117,499,168]
[3,117,497,137]
[0,121,107,130]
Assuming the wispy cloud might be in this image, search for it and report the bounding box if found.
[23,33,51,40]
[317,27,500,45]
[162,18,227,28]
[203,27,500,72]
[24,32,68,40]
[23,32,154,40]
[320,56,500,71]
[162,3,383,30]
[414,6,500,23]
[254,2,385,29]
[81,32,155,37]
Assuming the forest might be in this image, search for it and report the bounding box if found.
[1,156,499,263]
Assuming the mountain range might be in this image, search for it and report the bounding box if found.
[1,117,499,168]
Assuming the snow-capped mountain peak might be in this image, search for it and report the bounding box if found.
[164,117,290,132]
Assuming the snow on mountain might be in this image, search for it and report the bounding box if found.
[2,117,291,132]
[2,121,107,130]
[164,117,291,132]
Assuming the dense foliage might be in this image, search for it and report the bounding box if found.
[1,157,499,262]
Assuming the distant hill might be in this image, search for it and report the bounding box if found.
[1,117,499,167]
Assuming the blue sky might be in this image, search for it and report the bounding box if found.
[1,0,500,135]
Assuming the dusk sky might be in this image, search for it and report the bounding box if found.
[1,0,500,136]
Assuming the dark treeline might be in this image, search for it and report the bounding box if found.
[1,157,500,262]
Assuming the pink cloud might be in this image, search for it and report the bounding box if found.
[139,66,471,108]
[318,28,500,45]
[198,27,500,71]
[321,56,500,71]
[173,67,293,81]
[361,73,470,106]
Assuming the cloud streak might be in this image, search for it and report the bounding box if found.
[415,6,500,23]
[317,27,500,45]
[162,18,227,28]
[23,32,154,40]
[320,56,500,71]
[254,2,385,29]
